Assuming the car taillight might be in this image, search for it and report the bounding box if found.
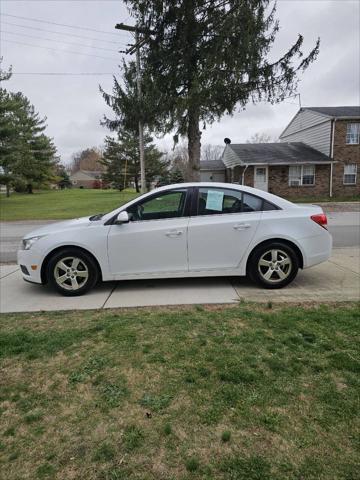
[311,213,328,229]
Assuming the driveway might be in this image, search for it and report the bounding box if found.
[1,248,359,313]
[0,211,359,263]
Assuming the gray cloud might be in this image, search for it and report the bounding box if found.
[1,0,359,161]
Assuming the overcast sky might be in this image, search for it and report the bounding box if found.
[0,0,359,164]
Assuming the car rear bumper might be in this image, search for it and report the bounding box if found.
[301,231,332,268]
[17,248,43,284]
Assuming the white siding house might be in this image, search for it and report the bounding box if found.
[199,160,226,182]
[280,109,332,155]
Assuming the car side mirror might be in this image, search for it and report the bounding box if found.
[115,211,130,224]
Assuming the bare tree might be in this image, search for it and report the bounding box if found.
[246,132,279,144]
[162,142,189,179]
[201,144,224,161]
[69,147,105,173]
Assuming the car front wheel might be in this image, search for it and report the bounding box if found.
[47,248,99,296]
[248,242,299,289]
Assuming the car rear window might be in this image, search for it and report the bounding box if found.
[197,188,279,215]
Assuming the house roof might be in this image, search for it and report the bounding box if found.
[80,170,102,178]
[70,170,102,179]
[200,160,225,171]
[304,106,360,118]
[225,142,332,166]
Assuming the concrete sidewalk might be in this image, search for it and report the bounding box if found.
[0,248,359,313]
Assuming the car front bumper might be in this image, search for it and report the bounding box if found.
[17,248,44,284]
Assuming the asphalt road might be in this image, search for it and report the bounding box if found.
[0,212,359,263]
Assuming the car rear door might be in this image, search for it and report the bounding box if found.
[187,187,262,271]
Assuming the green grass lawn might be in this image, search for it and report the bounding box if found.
[0,189,139,221]
[1,189,358,222]
[0,303,359,479]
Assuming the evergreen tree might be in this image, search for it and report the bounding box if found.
[56,165,72,189]
[101,136,126,190]
[121,0,320,180]
[101,130,167,192]
[0,86,58,195]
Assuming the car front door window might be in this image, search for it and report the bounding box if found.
[128,190,187,221]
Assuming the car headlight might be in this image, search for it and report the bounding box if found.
[22,236,45,250]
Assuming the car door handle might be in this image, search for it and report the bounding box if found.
[233,223,251,230]
[165,230,183,237]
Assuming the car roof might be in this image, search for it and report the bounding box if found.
[153,182,295,209]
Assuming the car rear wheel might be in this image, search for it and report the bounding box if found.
[248,242,299,289]
[47,248,99,296]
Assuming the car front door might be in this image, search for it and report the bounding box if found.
[107,188,190,276]
[188,187,262,271]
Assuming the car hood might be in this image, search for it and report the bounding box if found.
[23,217,93,239]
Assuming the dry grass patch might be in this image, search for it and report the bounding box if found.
[0,303,359,479]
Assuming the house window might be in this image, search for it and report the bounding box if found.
[302,165,315,185]
[289,165,315,186]
[343,164,357,185]
[346,123,360,144]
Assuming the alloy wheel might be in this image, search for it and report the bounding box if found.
[257,249,292,284]
[54,256,89,291]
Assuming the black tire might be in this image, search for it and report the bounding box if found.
[248,242,299,289]
[47,248,99,296]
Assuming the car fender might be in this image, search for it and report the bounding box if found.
[240,232,306,273]
[38,233,112,281]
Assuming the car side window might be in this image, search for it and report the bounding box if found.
[242,193,263,212]
[198,188,243,215]
[197,188,278,215]
[127,189,187,221]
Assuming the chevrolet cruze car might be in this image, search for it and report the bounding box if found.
[18,183,332,296]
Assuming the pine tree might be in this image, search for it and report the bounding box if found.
[101,130,167,192]
[0,86,58,195]
[121,0,320,180]
[56,165,72,189]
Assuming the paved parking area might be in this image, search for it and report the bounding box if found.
[0,248,358,313]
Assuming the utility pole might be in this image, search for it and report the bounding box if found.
[135,29,146,194]
[116,22,148,193]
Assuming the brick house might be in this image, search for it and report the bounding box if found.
[200,106,359,198]
[69,170,103,188]
[280,106,359,197]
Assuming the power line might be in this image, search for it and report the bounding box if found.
[0,13,129,37]
[1,0,125,2]
[10,72,116,75]
[2,39,120,61]
[1,21,126,45]
[2,30,121,52]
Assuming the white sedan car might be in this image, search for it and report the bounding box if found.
[18,183,332,296]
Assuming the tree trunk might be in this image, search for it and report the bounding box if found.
[27,184,33,194]
[187,107,201,181]
[6,183,10,198]
[134,174,140,193]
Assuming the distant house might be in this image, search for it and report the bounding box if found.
[69,170,103,188]
[200,160,226,182]
[280,106,360,197]
[221,142,333,197]
[200,106,360,198]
